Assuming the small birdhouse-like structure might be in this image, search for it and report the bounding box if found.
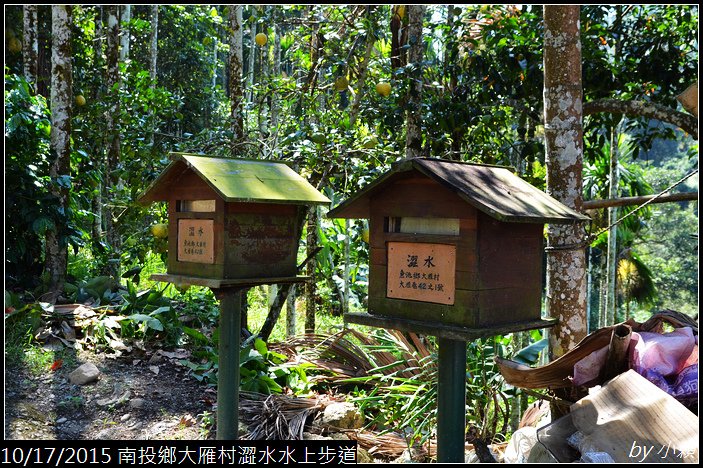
[328,158,589,329]
[138,153,330,283]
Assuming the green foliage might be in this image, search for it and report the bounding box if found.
[239,337,312,394]
[583,133,653,249]
[178,335,314,394]
[4,300,46,364]
[5,73,65,288]
[315,212,369,314]
[636,201,698,316]
[581,5,698,157]
[3,8,698,438]
[345,329,547,445]
[344,329,439,446]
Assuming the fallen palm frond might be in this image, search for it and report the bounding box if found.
[239,391,328,440]
[275,328,440,447]
[347,429,503,462]
[274,332,374,380]
[496,310,698,390]
[346,429,426,459]
[274,328,436,382]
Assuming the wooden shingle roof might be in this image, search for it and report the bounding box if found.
[138,153,330,206]
[328,158,589,224]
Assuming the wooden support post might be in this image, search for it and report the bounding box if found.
[437,338,467,463]
[215,287,243,440]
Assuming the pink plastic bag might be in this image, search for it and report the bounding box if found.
[629,327,698,407]
[573,326,698,407]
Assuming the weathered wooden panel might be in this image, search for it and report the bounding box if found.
[222,203,301,278]
[372,176,478,219]
[226,202,298,215]
[166,170,220,200]
[168,199,226,278]
[478,287,542,325]
[368,290,481,328]
[478,212,543,290]
[345,312,557,341]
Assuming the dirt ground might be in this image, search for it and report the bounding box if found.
[4,346,216,441]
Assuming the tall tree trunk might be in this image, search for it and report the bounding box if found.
[605,127,620,326]
[286,285,297,337]
[36,6,52,98]
[543,6,588,359]
[605,10,623,326]
[303,5,324,334]
[404,5,426,159]
[91,6,104,245]
[210,30,218,127]
[586,247,593,331]
[390,5,403,70]
[247,7,257,106]
[271,19,282,157]
[23,5,38,85]
[149,5,159,148]
[104,5,121,278]
[257,7,269,137]
[305,206,320,333]
[149,6,158,82]
[119,5,131,61]
[229,6,244,153]
[446,5,463,160]
[349,11,376,127]
[598,252,607,328]
[45,5,72,303]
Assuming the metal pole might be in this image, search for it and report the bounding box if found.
[437,337,467,463]
[215,288,242,440]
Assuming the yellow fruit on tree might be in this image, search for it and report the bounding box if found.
[8,37,22,54]
[361,227,370,244]
[310,133,326,144]
[150,223,169,239]
[255,32,268,46]
[334,76,349,92]
[362,135,378,148]
[395,5,406,20]
[376,82,391,97]
[75,95,86,107]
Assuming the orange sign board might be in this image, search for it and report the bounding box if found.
[386,242,456,305]
[177,219,215,264]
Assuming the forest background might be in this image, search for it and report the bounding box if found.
[4,4,699,446]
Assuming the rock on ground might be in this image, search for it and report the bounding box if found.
[319,402,363,430]
[68,363,100,385]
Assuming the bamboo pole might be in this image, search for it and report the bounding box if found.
[583,191,698,210]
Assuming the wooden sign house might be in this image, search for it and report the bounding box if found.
[328,158,589,329]
[138,153,330,284]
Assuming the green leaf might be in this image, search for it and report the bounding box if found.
[32,217,55,235]
[150,306,171,315]
[254,338,268,356]
[182,326,208,344]
[512,338,548,365]
[126,313,164,331]
[122,266,143,278]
